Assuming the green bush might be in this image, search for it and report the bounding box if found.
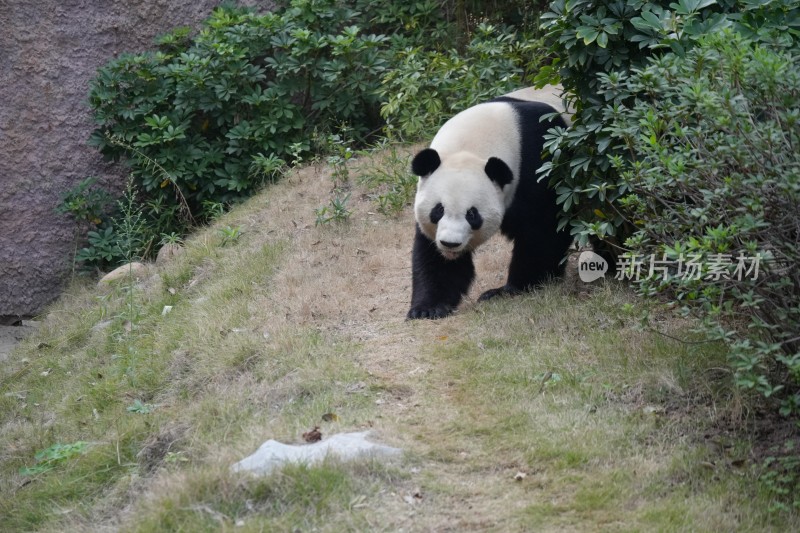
[89,1,388,229]
[76,0,548,269]
[606,31,799,414]
[379,23,548,140]
[537,0,800,505]
[537,0,800,253]
[537,0,800,409]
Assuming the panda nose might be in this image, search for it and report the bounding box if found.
[440,240,462,249]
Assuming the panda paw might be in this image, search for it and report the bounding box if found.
[406,304,454,320]
[478,285,520,302]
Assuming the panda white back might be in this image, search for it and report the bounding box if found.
[503,84,572,125]
[429,102,523,197]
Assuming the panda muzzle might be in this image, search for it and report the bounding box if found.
[437,240,466,260]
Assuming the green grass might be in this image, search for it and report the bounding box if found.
[128,462,383,532]
[1,148,798,531]
[401,285,790,531]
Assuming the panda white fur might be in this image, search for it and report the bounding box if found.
[407,85,573,319]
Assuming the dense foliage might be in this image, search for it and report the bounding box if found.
[65,0,544,269]
[540,0,800,421]
[537,0,799,249]
[608,31,799,412]
[83,1,392,265]
[379,23,546,140]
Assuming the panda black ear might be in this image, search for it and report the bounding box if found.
[485,157,513,188]
[411,148,441,177]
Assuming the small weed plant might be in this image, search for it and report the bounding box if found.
[326,134,356,190]
[19,442,90,477]
[127,399,155,414]
[56,177,112,226]
[760,446,800,513]
[357,143,416,215]
[218,225,244,246]
[315,194,352,226]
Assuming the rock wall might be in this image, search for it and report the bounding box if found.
[0,0,264,320]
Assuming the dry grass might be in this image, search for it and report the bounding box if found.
[1,148,798,531]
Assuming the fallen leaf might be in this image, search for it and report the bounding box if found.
[303,426,322,443]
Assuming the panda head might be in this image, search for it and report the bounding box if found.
[411,148,513,260]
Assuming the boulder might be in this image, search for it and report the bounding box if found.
[156,243,184,265]
[98,262,147,285]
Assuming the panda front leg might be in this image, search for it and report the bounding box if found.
[407,225,476,319]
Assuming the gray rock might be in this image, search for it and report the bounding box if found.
[232,431,402,475]
[0,0,269,318]
[156,243,184,265]
[98,262,147,285]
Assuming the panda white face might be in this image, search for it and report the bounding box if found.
[413,153,506,260]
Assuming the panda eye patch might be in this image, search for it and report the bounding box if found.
[430,203,444,224]
[466,207,483,230]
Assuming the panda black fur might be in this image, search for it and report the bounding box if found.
[407,85,573,320]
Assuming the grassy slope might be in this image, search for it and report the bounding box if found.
[1,149,797,532]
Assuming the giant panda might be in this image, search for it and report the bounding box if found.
[407,85,574,320]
